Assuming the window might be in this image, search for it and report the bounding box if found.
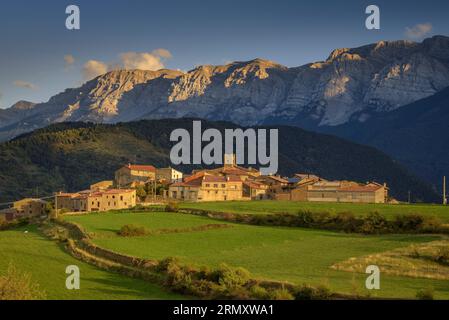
[221,184,226,188]
[205,184,210,187]
[213,184,218,188]
[120,196,123,201]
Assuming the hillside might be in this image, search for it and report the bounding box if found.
[325,86,449,190]
[1,36,449,142]
[0,119,439,203]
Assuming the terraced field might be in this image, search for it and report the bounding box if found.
[0,225,184,300]
[65,211,449,299]
[180,201,449,222]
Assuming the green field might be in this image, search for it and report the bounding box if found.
[0,225,183,300]
[66,211,449,299]
[181,200,449,221]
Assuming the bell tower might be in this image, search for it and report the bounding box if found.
[224,153,236,167]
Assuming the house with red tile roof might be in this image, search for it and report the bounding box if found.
[169,174,244,202]
[114,164,156,187]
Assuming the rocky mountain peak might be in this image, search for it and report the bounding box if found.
[1,35,449,141]
[9,100,36,110]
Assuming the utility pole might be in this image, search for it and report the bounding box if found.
[54,192,58,219]
[408,191,411,204]
[444,176,447,205]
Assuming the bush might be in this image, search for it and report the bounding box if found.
[165,202,179,212]
[360,212,389,234]
[249,285,269,299]
[156,257,182,273]
[117,224,149,237]
[268,288,294,300]
[296,210,315,226]
[214,264,251,289]
[394,214,425,232]
[416,287,434,300]
[0,264,46,300]
[294,284,331,300]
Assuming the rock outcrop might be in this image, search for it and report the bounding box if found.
[1,35,449,140]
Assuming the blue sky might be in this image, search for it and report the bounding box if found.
[1,0,448,108]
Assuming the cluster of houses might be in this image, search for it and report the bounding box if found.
[168,155,389,204]
[0,156,389,221]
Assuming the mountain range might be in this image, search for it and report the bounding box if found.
[0,35,448,192]
[0,119,438,203]
[324,86,449,191]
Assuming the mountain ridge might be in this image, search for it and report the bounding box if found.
[2,35,449,142]
[0,118,439,203]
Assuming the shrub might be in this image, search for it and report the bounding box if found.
[268,288,294,300]
[360,212,389,234]
[334,212,360,232]
[416,287,434,300]
[117,224,149,237]
[156,257,182,273]
[294,284,331,300]
[0,264,46,300]
[214,264,251,289]
[394,214,425,232]
[165,202,179,212]
[249,285,270,300]
[296,210,315,226]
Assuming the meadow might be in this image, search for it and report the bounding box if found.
[0,225,183,300]
[180,200,449,222]
[66,211,449,299]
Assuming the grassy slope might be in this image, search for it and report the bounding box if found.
[180,201,449,222]
[0,225,183,300]
[66,211,449,299]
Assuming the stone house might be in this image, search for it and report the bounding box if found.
[156,167,183,183]
[56,189,136,212]
[114,164,156,187]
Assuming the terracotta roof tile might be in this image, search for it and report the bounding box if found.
[125,164,156,172]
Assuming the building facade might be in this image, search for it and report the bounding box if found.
[57,189,136,212]
[0,198,48,221]
[169,174,244,202]
[156,167,183,182]
[114,164,156,187]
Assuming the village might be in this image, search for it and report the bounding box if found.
[0,154,390,222]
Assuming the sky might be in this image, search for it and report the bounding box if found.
[0,0,448,108]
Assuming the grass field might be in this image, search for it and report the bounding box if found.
[180,200,449,222]
[0,225,184,300]
[66,211,449,299]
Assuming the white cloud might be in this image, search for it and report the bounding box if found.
[405,23,433,40]
[13,80,37,90]
[64,54,75,67]
[117,49,172,71]
[152,48,172,59]
[82,60,108,80]
[82,49,172,80]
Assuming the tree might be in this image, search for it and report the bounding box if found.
[136,186,147,200]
